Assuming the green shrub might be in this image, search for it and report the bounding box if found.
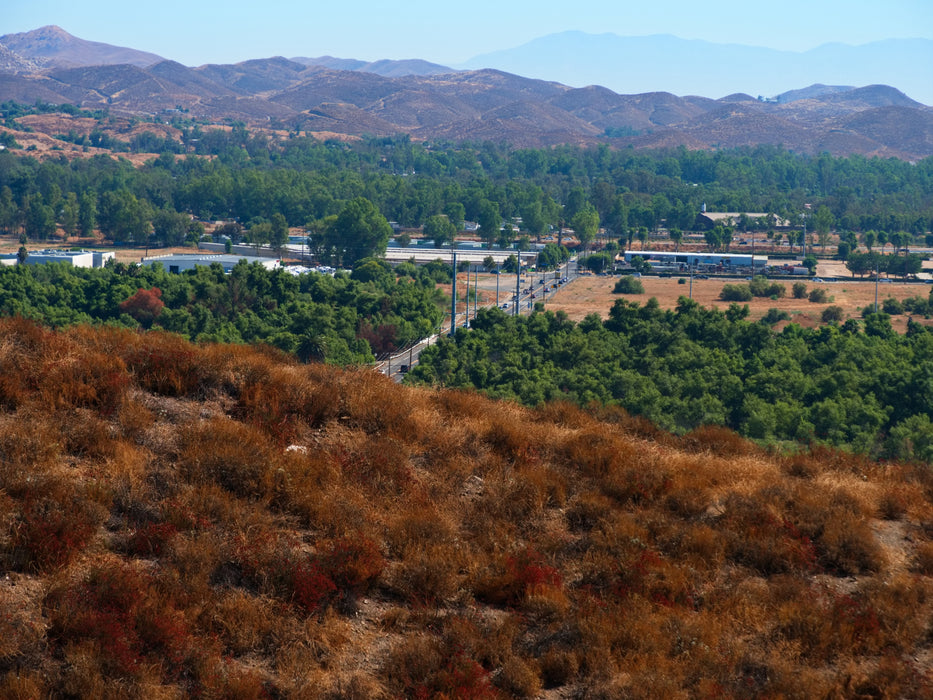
[761,308,790,325]
[613,276,644,294]
[882,297,904,315]
[809,288,829,303]
[750,276,785,298]
[720,284,752,301]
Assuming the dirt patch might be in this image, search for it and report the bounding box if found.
[545,273,932,334]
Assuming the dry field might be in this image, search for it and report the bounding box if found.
[544,268,933,334]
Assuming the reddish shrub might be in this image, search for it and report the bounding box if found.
[476,548,562,607]
[118,287,164,326]
[46,563,192,679]
[832,593,882,654]
[385,637,499,700]
[506,549,562,590]
[123,337,201,397]
[321,535,385,600]
[7,495,99,572]
[290,559,338,613]
[127,521,179,558]
[722,497,820,575]
[427,652,499,700]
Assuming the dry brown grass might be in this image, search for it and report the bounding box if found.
[546,270,933,333]
[1,317,932,697]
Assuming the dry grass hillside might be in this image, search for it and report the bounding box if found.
[2,318,933,698]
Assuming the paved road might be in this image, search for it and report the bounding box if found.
[376,257,580,381]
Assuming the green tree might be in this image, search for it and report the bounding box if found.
[669,228,683,251]
[636,227,649,250]
[571,204,599,257]
[24,195,56,241]
[584,252,612,274]
[60,192,79,238]
[613,276,644,294]
[78,191,97,238]
[0,187,16,234]
[443,202,465,232]
[477,200,500,249]
[497,221,515,250]
[520,199,547,243]
[537,243,569,270]
[98,189,151,244]
[325,197,393,266]
[269,212,289,252]
[423,214,456,248]
[152,208,190,247]
[604,195,629,241]
[821,306,845,323]
[814,205,834,252]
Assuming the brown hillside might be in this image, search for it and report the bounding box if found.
[1,318,933,697]
[0,25,164,69]
[2,27,933,158]
[4,54,933,158]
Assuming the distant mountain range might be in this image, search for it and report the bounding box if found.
[1,26,932,160]
[460,31,933,107]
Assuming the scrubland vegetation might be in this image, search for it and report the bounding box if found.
[2,317,933,697]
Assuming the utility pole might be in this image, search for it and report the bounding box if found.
[515,255,521,317]
[449,250,457,336]
[472,265,477,321]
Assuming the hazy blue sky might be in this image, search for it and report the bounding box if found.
[5,0,933,66]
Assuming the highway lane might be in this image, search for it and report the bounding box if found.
[376,257,579,381]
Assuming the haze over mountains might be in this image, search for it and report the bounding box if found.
[461,31,933,107]
[1,26,932,160]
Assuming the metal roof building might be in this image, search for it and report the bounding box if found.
[140,254,280,274]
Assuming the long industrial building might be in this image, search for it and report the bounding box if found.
[622,250,768,271]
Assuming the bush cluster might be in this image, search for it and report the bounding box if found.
[613,275,644,294]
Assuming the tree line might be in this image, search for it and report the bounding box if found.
[1,130,932,256]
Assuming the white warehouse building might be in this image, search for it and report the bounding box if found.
[141,253,281,274]
[0,249,115,268]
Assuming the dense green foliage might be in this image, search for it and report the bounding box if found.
[408,299,933,460]
[1,136,932,249]
[0,260,445,364]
